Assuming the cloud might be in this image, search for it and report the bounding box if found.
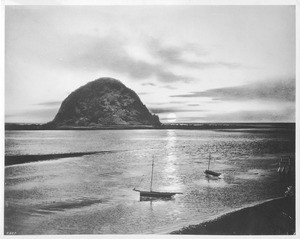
[27,31,239,84]
[142,82,156,86]
[61,34,241,84]
[137,92,150,95]
[147,38,242,69]
[164,106,295,123]
[149,107,204,114]
[169,101,185,104]
[61,34,193,83]
[187,104,199,106]
[36,101,62,107]
[171,78,295,102]
[6,7,243,87]
[6,8,193,84]
[147,102,167,106]
[5,108,58,123]
[161,85,177,90]
[202,107,295,122]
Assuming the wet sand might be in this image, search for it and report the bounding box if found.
[171,196,295,235]
[5,150,121,166]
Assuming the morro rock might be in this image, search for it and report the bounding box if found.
[50,78,161,127]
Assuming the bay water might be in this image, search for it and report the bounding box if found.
[5,128,294,234]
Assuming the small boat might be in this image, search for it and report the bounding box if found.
[204,154,221,177]
[133,157,182,198]
[133,188,178,197]
[204,169,221,177]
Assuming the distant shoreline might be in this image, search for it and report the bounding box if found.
[5,122,295,131]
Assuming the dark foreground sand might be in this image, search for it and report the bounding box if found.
[171,196,295,235]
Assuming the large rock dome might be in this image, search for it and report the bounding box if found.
[50,77,161,127]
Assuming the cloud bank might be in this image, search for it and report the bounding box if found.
[171,78,295,102]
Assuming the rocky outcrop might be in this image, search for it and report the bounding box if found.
[50,77,161,127]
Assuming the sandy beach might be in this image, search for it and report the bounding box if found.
[171,196,295,235]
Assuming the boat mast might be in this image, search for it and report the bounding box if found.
[150,157,154,192]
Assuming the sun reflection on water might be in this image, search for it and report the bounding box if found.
[161,130,183,192]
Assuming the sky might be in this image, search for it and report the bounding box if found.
[5,4,295,123]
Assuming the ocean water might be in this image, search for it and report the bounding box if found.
[5,128,295,234]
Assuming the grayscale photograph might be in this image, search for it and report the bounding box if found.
[4,0,296,236]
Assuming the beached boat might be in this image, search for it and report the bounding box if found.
[204,154,221,177]
[133,157,182,198]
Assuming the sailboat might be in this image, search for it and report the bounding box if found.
[133,157,182,198]
[204,154,221,177]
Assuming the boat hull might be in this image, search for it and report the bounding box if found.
[140,191,176,197]
[133,188,179,198]
[204,169,221,177]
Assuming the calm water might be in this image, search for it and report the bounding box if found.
[5,129,295,234]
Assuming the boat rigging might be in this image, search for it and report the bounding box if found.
[204,154,221,177]
[133,157,182,198]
